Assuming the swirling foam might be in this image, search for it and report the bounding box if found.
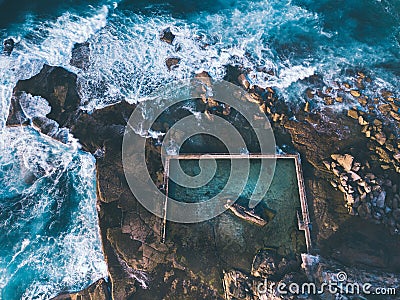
[0,127,107,300]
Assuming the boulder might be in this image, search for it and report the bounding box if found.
[331,154,354,172]
[378,104,391,114]
[358,115,368,126]
[238,74,250,90]
[376,191,386,208]
[160,27,175,44]
[347,109,358,119]
[374,132,386,145]
[51,279,110,300]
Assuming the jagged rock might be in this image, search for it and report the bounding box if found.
[358,115,368,125]
[373,119,383,127]
[322,160,330,170]
[374,132,386,145]
[375,147,391,163]
[3,38,15,55]
[160,27,175,44]
[331,154,354,172]
[346,193,355,205]
[358,96,367,106]
[376,191,386,208]
[304,101,310,112]
[390,110,400,121]
[14,64,81,127]
[352,162,361,172]
[223,270,254,300]
[378,103,391,114]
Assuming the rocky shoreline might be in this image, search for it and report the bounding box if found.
[5,34,400,299]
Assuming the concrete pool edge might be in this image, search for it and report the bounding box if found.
[161,154,312,253]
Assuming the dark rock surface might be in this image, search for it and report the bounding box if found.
[51,278,110,300]
[7,64,400,299]
[14,64,81,127]
[160,27,176,44]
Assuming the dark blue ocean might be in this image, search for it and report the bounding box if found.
[0,0,399,299]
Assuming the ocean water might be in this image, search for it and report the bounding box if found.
[0,0,399,298]
[0,127,107,299]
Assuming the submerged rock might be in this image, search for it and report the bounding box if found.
[70,42,90,70]
[3,38,15,55]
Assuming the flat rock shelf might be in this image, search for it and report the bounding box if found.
[161,154,311,292]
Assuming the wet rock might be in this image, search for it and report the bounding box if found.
[305,88,314,99]
[376,191,386,208]
[304,101,310,112]
[165,57,180,70]
[375,146,391,163]
[160,27,175,44]
[358,115,368,126]
[390,110,400,121]
[70,42,90,70]
[358,96,368,106]
[3,38,15,55]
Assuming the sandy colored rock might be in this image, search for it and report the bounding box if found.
[374,132,386,145]
[347,109,358,119]
[378,104,391,114]
[304,101,310,112]
[331,154,354,172]
[358,96,367,106]
[358,115,368,126]
[350,90,361,97]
